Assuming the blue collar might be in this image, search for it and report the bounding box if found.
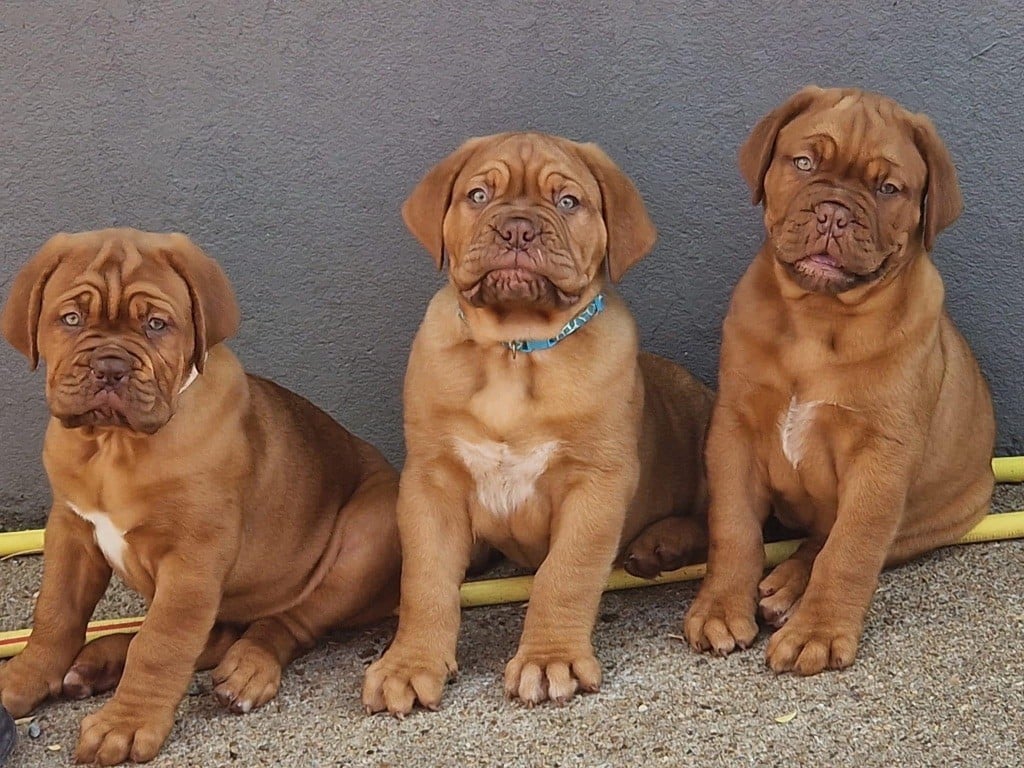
[497,293,606,356]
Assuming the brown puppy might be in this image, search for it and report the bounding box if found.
[0,230,400,764]
[684,87,995,675]
[362,132,712,715]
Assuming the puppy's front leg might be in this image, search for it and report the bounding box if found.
[765,443,911,675]
[0,503,111,717]
[504,470,633,706]
[362,465,472,717]
[684,405,772,655]
[75,548,227,765]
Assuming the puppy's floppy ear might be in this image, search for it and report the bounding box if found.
[163,235,240,373]
[1,233,72,370]
[574,142,657,283]
[739,85,825,205]
[911,115,962,251]
[402,135,499,269]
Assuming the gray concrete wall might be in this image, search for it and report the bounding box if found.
[1,1,1022,528]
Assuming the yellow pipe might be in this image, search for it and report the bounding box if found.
[3,455,1022,560]
[3,510,1023,660]
[0,617,145,659]
[992,456,1024,483]
[0,529,43,559]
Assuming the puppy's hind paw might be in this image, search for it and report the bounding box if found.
[622,516,706,579]
[211,638,283,714]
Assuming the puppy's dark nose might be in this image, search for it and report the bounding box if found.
[500,217,537,249]
[90,355,131,388]
[815,201,851,237]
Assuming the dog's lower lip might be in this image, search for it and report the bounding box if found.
[805,253,841,268]
[794,255,849,279]
[488,267,537,279]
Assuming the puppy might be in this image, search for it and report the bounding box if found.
[684,87,995,675]
[0,230,401,764]
[362,132,712,715]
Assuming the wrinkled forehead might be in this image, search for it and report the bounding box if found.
[779,95,927,180]
[455,134,601,198]
[43,236,191,316]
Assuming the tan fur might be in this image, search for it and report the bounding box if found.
[684,88,994,675]
[0,229,401,764]
[362,132,712,714]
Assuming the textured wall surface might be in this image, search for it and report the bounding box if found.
[1,1,1022,527]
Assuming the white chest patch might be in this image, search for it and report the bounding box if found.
[68,503,127,571]
[452,438,560,518]
[778,397,822,469]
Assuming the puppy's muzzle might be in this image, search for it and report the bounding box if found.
[814,201,851,241]
[499,216,537,251]
[89,348,133,392]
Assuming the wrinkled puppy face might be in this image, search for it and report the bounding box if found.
[1,230,239,435]
[741,87,962,296]
[444,135,607,311]
[402,132,657,317]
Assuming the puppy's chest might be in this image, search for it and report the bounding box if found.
[766,395,863,511]
[776,396,827,471]
[65,503,127,570]
[453,437,561,521]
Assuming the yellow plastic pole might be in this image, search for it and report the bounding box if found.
[3,455,1023,559]
[992,456,1024,483]
[0,616,145,660]
[0,529,42,559]
[3,510,1023,659]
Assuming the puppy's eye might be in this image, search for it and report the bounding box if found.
[60,311,82,327]
[878,182,900,196]
[468,188,489,205]
[146,317,168,332]
[793,156,814,172]
[557,195,580,211]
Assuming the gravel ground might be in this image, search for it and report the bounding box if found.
[2,485,1023,768]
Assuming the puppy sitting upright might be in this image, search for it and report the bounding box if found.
[363,132,712,715]
[684,87,995,675]
[0,230,401,764]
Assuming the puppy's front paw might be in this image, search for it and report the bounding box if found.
[211,639,281,714]
[503,645,601,706]
[764,610,859,675]
[683,589,758,656]
[75,699,174,765]
[0,655,59,718]
[362,647,455,717]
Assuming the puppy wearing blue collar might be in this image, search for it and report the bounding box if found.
[364,131,712,714]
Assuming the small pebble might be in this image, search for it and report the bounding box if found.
[28,721,41,739]
[637,703,649,713]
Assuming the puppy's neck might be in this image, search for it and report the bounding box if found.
[755,246,944,356]
[454,281,608,351]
